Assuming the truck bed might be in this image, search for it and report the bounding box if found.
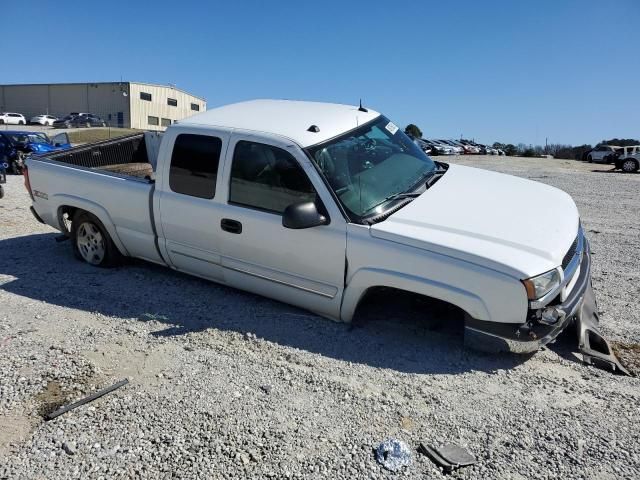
[26,132,165,265]
[35,133,158,181]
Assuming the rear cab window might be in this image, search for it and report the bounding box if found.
[169,134,222,199]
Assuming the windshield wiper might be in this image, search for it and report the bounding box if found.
[380,191,422,204]
[423,167,447,188]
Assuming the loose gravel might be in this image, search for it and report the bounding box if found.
[0,156,639,479]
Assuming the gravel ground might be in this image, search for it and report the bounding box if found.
[0,156,639,479]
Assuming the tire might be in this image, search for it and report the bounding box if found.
[71,211,123,267]
[587,155,593,163]
[621,158,639,173]
[85,122,91,128]
[18,120,24,125]
[0,186,4,200]
[11,152,25,175]
[0,119,4,125]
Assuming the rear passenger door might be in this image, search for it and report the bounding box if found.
[215,132,347,320]
[156,127,231,281]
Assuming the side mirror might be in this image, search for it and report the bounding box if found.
[282,201,328,229]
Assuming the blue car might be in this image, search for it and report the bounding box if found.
[0,130,71,174]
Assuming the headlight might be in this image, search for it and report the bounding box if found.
[522,269,560,300]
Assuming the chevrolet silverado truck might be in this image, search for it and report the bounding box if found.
[23,100,627,373]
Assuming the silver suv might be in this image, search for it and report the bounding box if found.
[587,145,619,164]
[614,145,640,173]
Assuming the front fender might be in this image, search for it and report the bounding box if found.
[340,267,491,323]
[51,194,129,256]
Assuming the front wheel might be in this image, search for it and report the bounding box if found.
[621,159,639,173]
[587,155,593,163]
[71,212,122,267]
[0,185,4,200]
[18,120,24,125]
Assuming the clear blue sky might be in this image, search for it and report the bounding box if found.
[4,0,639,146]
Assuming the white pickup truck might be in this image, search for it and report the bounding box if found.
[24,100,626,373]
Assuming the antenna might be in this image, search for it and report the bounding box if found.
[358,99,368,113]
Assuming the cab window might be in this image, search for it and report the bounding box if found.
[169,134,222,199]
[228,141,316,214]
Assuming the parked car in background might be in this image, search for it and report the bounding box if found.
[459,140,481,154]
[449,140,476,155]
[0,130,71,174]
[30,114,59,126]
[438,140,464,155]
[586,145,619,164]
[426,140,455,155]
[407,135,432,155]
[614,145,640,173]
[53,113,107,128]
[0,112,27,125]
[417,139,432,155]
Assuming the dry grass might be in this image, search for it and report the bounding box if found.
[67,128,139,145]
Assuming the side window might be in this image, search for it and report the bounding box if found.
[229,141,316,214]
[169,134,222,199]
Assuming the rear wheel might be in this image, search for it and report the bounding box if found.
[18,120,24,125]
[85,122,91,128]
[621,159,639,173]
[71,211,122,267]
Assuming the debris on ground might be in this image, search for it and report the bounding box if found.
[46,379,129,420]
[418,443,477,473]
[374,439,412,472]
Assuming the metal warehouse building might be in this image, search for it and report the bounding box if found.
[0,82,206,131]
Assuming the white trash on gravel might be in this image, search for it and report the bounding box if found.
[375,439,412,472]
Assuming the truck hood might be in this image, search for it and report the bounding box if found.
[370,164,579,278]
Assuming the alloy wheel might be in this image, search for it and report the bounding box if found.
[76,222,106,265]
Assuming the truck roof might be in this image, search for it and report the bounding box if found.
[178,99,381,148]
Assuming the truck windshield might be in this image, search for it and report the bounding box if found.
[306,116,437,220]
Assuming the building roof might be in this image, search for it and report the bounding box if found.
[179,99,380,147]
[0,81,206,102]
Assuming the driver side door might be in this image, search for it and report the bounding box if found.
[216,132,347,320]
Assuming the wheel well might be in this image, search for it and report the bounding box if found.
[352,286,468,333]
[57,205,81,235]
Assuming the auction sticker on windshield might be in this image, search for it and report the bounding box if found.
[385,122,399,135]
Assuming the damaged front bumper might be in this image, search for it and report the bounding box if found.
[465,240,630,375]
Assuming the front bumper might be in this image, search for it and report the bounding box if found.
[465,241,629,374]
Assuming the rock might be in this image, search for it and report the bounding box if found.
[62,442,76,456]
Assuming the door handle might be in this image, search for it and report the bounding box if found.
[221,218,242,234]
